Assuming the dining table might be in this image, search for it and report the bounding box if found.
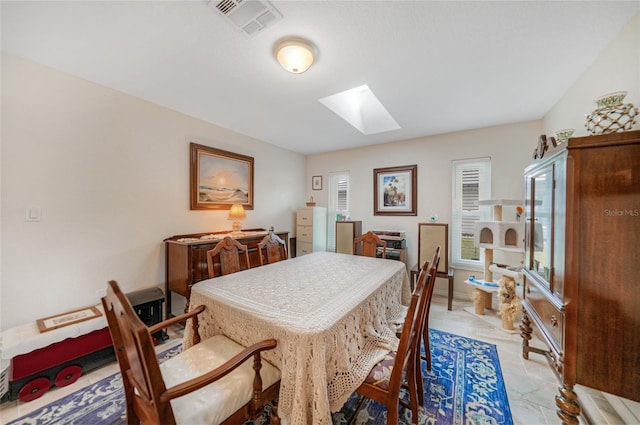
[183,251,410,425]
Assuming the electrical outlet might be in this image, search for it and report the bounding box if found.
[96,288,107,302]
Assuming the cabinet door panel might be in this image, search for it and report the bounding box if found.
[531,165,553,284]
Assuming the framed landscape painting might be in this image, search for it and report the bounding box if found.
[190,143,254,210]
[373,164,417,216]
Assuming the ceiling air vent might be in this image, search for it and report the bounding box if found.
[210,0,282,38]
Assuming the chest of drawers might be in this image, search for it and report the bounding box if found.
[296,207,327,256]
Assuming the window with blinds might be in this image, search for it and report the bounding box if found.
[327,173,350,251]
[451,158,491,269]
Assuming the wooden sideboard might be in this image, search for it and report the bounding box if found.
[164,229,289,319]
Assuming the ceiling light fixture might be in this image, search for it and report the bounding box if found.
[273,37,317,74]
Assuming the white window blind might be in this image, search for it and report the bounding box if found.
[327,172,350,251]
[451,158,491,269]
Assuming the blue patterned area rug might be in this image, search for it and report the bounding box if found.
[334,329,513,425]
[7,329,512,425]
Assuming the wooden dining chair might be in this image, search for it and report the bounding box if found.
[349,280,427,424]
[420,247,440,373]
[257,230,288,266]
[411,248,439,408]
[206,236,250,278]
[396,253,438,410]
[353,231,387,258]
[102,280,281,425]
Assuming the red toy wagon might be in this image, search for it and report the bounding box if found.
[1,288,166,402]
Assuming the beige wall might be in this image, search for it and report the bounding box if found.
[544,12,640,136]
[2,12,638,329]
[1,54,306,330]
[306,120,543,301]
[306,12,640,302]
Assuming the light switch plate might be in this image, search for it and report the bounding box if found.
[26,207,41,222]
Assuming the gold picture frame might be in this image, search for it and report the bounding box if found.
[190,142,254,210]
[37,306,102,333]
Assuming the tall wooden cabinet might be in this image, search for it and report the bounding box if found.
[521,130,640,424]
[296,207,327,256]
[335,221,362,254]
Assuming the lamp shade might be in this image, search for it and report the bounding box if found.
[228,204,246,219]
[228,204,246,233]
[274,37,317,74]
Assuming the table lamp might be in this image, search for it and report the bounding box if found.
[228,204,246,234]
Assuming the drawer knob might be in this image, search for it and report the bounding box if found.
[551,315,558,327]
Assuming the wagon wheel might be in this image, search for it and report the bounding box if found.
[18,377,51,402]
[54,365,83,387]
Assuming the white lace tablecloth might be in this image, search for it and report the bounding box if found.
[183,251,410,425]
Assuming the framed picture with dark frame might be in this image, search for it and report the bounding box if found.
[190,142,254,210]
[312,175,322,190]
[373,164,417,216]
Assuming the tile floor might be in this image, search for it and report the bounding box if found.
[1,296,637,424]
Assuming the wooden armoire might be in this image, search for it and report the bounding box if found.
[521,129,640,424]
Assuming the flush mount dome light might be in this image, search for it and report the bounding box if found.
[273,37,317,74]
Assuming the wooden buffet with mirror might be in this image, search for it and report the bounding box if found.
[164,229,289,319]
[521,129,639,424]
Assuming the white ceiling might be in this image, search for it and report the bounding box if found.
[2,1,638,155]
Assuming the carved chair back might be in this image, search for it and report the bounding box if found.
[258,231,288,266]
[207,237,250,278]
[353,231,387,258]
[102,280,281,425]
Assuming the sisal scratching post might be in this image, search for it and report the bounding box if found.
[484,248,493,309]
[473,289,485,315]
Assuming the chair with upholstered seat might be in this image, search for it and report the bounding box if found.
[353,231,387,258]
[258,230,288,266]
[102,280,281,425]
[349,268,432,424]
[207,236,250,278]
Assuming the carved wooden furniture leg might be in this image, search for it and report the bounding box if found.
[556,384,580,425]
[184,285,192,315]
[251,353,264,415]
[519,309,532,360]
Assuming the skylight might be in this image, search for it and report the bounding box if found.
[318,85,400,135]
